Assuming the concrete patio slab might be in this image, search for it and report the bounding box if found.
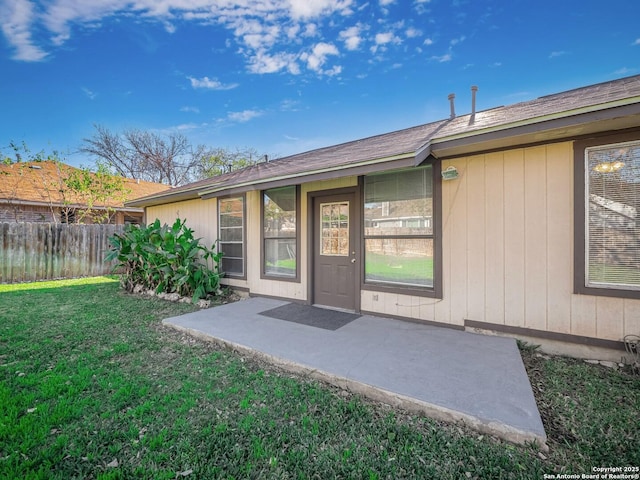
[162,297,547,448]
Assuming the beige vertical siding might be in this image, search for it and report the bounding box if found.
[147,199,218,247]
[362,141,640,342]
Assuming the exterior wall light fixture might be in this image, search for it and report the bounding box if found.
[441,166,459,180]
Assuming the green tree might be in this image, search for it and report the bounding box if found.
[194,146,261,179]
[63,162,130,224]
[1,140,56,164]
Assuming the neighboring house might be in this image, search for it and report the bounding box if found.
[128,75,640,360]
[0,160,170,224]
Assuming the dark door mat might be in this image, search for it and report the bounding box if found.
[259,303,360,331]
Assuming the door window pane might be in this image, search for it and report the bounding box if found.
[320,201,349,256]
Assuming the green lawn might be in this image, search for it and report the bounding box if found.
[365,252,433,286]
[1,277,638,479]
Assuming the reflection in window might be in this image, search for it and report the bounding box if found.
[364,166,433,287]
[263,186,297,277]
[219,196,244,277]
[586,140,640,290]
[320,202,349,256]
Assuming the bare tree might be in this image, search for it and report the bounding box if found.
[81,125,201,186]
[80,125,264,186]
[80,125,138,178]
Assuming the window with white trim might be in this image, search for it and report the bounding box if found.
[585,140,640,290]
[218,196,245,277]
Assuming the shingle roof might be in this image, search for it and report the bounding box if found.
[0,161,170,209]
[129,74,640,206]
[436,74,640,139]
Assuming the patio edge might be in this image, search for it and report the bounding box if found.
[163,320,549,451]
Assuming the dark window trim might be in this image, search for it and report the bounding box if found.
[359,159,443,299]
[218,194,247,280]
[574,127,640,300]
[260,185,301,282]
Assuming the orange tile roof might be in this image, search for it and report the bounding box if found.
[0,160,170,210]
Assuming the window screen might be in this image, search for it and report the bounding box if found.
[263,186,297,277]
[364,166,434,288]
[585,140,640,290]
[219,196,245,277]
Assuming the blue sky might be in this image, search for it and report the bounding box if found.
[1,0,638,168]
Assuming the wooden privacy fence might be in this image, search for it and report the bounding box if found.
[0,222,124,284]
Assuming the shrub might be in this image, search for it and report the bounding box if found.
[106,218,223,302]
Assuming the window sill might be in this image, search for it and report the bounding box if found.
[574,284,640,300]
[362,283,441,299]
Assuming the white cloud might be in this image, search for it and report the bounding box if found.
[302,23,318,37]
[288,0,354,20]
[286,24,300,39]
[188,76,238,90]
[280,99,301,111]
[180,106,200,113]
[374,31,400,45]
[1,0,354,70]
[82,87,96,99]
[405,27,421,38]
[300,42,340,75]
[450,35,465,46]
[339,25,362,50]
[430,53,451,63]
[234,19,280,49]
[423,38,433,46]
[613,67,634,75]
[548,50,567,59]
[228,109,263,122]
[633,38,640,46]
[0,0,49,61]
[175,123,200,131]
[370,30,401,53]
[380,0,395,5]
[414,0,432,14]
[247,50,300,74]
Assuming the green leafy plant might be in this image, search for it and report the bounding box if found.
[106,218,223,302]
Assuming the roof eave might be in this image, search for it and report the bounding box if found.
[198,153,417,199]
[124,188,203,208]
[431,98,640,158]
[0,198,144,212]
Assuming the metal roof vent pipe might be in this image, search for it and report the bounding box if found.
[470,85,478,122]
[448,93,456,119]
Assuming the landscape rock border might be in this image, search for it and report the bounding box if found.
[130,283,213,308]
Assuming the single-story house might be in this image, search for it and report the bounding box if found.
[128,75,640,361]
[0,160,170,224]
